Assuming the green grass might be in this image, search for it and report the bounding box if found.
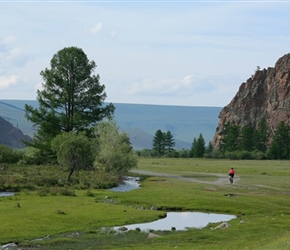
[0,190,164,243]
[2,158,290,249]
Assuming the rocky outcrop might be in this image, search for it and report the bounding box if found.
[212,53,290,149]
[0,116,31,148]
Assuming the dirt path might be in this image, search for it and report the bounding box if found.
[130,170,240,185]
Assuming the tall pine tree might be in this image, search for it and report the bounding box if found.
[25,47,115,162]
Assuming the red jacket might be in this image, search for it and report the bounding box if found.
[229,169,235,175]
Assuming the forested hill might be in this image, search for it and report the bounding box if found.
[0,100,221,149]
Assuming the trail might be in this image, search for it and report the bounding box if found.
[130,170,240,185]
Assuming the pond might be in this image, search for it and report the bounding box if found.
[114,212,236,231]
[0,192,15,197]
[108,176,140,192]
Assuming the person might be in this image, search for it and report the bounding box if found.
[228,167,235,184]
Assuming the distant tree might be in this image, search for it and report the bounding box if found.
[153,129,165,155]
[190,137,197,158]
[94,121,138,176]
[267,122,290,159]
[239,126,255,151]
[205,141,213,154]
[191,134,205,158]
[164,131,175,155]
[25,47,115,162]
[176,148,191,158]
[255,117,268,153]
[51,132,93,181]
[220,123,240,152]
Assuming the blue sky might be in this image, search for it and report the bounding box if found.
[0,1,290,107]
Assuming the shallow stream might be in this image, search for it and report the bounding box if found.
[108,176,140,192]
[108,177,235,231]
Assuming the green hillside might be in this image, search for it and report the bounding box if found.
[0,100,222,149]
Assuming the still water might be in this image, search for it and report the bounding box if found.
[0,192,15,197]
[109,177,235,231]
[115,212,236,231]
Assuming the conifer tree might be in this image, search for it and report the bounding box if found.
[25,47,115,162]
[153,129,165,155]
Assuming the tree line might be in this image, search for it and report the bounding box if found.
[137,116,290,160]
[218,119,290,160]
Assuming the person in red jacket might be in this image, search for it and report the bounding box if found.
[228,167,235,184]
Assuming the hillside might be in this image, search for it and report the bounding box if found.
[212,53,290,149]
[0,100,221,149]
[0,116,31,148]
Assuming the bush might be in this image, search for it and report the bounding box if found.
[204,150,224,159]
[59,188,76,196]
[0,145,23,164]
[224,151,240,160]
[252,150,267,160]
[239,151,253,160]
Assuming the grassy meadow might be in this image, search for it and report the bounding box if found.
[1,158,290,249]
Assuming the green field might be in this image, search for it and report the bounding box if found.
[1,158,290,249]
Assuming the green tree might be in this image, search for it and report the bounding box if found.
[220,123,240,152]
[164,131,175,155]
[190,137,197,157]
[255,117,268,152]
[205,141,213,154]
[25,47,115,162]
[239,126,254,151]
[267,122,290,159]
[192,134,205,157]
[153,129,165,155]
[51,132,93,181]
[94,121,137,176]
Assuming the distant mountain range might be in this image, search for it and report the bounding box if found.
[0,100,222,149]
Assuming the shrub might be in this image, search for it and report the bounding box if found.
[252,150,267,160]
[59,188,76,196]
[0,145,23,164]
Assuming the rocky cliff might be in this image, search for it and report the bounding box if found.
[212,53,290,149]
[0,116,31,148]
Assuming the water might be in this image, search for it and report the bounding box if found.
[109,176,140,192]
[0,192,15,197]
[114,212,236,231]
[108,178,235,231]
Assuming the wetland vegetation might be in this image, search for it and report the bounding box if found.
[1,158,290,249]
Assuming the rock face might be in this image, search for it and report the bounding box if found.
[212,53,290,149]
[0,116,31,148]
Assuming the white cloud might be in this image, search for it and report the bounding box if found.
[127,75,214,99]
[35,82,43,93]
[86,22,103,35]
[0,46,23,66]
[182,75,194,86]
[0,76,17,89]
[3,35,16,44]
[8,48,22,60]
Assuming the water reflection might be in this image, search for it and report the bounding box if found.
[109,176,140,192]
[115,212,236,231]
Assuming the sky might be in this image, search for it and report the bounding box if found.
[0,1,290,107]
